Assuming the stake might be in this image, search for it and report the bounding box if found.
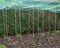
[19,9,22,39]
[42,10,44,32]
[32,9,35,37]
[48,11,51,32]
[2,10,5,37]
[15,8,17,36]
[5,9,8,37]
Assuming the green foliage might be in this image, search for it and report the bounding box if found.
[0,9,60,36]
[0,44,6,48]
[55,30,60,33]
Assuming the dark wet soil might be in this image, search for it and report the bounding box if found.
[0,32,60,48]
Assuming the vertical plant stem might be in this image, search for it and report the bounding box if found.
[28,10,30,37]
[48,11,51,32]
[37,10,40,33]
[2,10,5,37]
[15,8,17,36]
[19,9,22,39]
[37,10,40,48]
[32,9,35,37]
[42,10,44,32]
[55,13,57,31]
[32,9,36,48]
[5,9,8,37]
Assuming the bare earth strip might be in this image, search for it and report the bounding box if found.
[0,32,60,48]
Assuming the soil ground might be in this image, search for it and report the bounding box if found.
[0,32,60,48]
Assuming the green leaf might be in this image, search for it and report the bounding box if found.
[0,44,6,48]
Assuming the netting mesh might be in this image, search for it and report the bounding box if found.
[0,0,60,13]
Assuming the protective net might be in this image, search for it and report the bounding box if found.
[0,0,60,13]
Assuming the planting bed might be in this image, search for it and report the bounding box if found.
[0,31,60,48]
